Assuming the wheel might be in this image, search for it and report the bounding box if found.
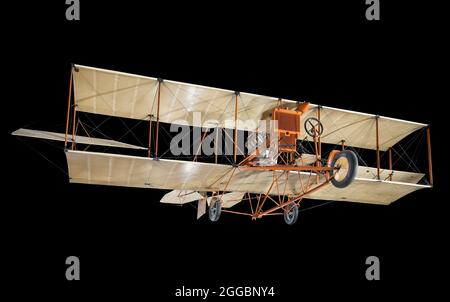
[208,197,222,222]
[330,150,358,188]
[284,204,299,225]
[304,117,324,137]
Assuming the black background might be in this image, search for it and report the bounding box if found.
[3,0,449,300]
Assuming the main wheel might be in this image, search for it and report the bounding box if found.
[330,150,358,188]
[284,204,299,225]
[208,197,222,222]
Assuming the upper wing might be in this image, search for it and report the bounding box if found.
[300,106,426,151]
[73,64,427,150]
[66,150,430,205]
[73,64,280,131]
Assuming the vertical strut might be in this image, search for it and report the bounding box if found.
[426,127,433,186]
[234,92,238,164]
[317,106,322,161]
[375,115,380,180]
[64,67,74,149]
[71,106,77,150]
[215,127,219,164]
[148,115,153,157]
[388,147,393,181]
[155,79,162,158]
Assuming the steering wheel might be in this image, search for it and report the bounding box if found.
[304,117,324,137]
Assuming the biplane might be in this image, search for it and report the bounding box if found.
[12,64,433,225]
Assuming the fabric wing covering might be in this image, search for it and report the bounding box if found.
[299,106,426,151]
[66,150,430,205]
[73,64,279,131]
[73,64,427,151]
[12,128,147,150]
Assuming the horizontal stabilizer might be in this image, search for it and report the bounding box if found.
[207,192,245,209]
[12,128,147,150]
[160,190,203,205]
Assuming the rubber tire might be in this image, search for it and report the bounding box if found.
[208,198,222,222]
[330,150,358,189]
[284,204,299,225]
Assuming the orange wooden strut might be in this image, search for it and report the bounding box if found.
[257,178,332,218]
[148,115,153,157]
[155,80,161,158]
[317,106,322,161]
[241,165,334,172]
[234,92,238,164]
[71,106,77,150]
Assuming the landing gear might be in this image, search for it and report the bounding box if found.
[208,197,222,222]
[330,150,358,188]
[283,204,299,225]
